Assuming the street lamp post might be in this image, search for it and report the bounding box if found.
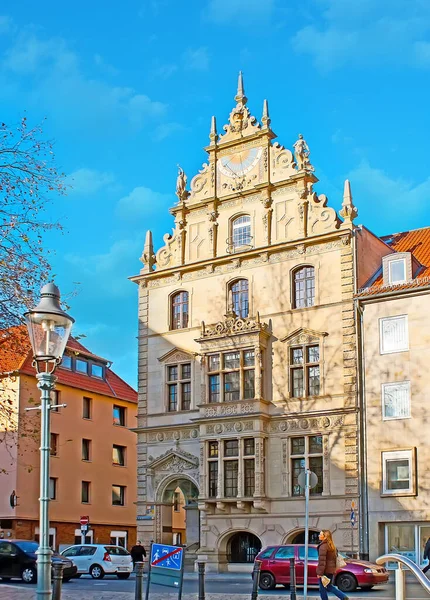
[24,283,74,600]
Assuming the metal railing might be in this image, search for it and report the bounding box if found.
[226,236,254,254]
[376,554,430,600]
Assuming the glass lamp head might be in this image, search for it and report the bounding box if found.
[24,283,74,365]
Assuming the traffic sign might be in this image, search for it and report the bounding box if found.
[350,509,356,527]
[298,470,318,489]
[80,516,89,526]
[151,543,183,571]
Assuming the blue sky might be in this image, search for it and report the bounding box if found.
[1,0,430,387]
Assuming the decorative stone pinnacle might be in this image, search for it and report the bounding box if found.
[261,99,270,128]
[339,179,358,223]
[209,115,218,143]
[235,71,247,105]
[140,229,156,271]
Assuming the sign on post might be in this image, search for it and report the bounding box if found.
[298,470,318,600]
[80,516,90,540]
[145,543,185,600]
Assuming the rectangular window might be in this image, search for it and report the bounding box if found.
[75,358,88,374]
[290,344,320,398]
[166,362,192,411]
[380,315,409,354]
[113,445,126,466]
[207,349,257,403]
[112,485,126,506]
[82,481,90,503]
[82,439,91,461]
[224,439,238,457]
[244,459,255,497]
[61,355,72,369]
[49,477,57,500]
[389,259,407,285]
[382,382,411,420]
[91,363,104,378]
[83,397,92,419]
[382,449,415,495]
[224,460,238,497]
[50,433,58,457]
[113,405,126,426]
[50,390,61,412]
[291,436,324,496]
[208,461,218,498]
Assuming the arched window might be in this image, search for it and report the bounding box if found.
[171,291,189,330]
[231,215,251,251]
[293,266,315,309]
[229,279,249,318]
[227,532,262,563]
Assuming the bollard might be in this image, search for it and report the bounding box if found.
[198,561,206,600]
[52,563,64,600]
[135,561,145,600]
[290,557,297,600]
[251,559,262,600]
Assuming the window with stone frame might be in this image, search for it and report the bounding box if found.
[243,438,255,497]
[208,441,219,498]
[229,279,249,318]
[293,266,315,309]
[167,362,192,411]
[382,449,416,496]
[208,349,256,403]
[291,435,323,496]
[224,439,239,497]
[290,344,320,398]
[170,291,189,330]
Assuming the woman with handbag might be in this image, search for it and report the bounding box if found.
[317,530,350,600]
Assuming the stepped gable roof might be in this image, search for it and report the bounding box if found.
[357,226,430,297]
[0,326,137,403]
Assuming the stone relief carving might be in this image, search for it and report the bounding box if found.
[270,143,296,183]
[188,162,213,203]
[199,313,270,339]
[155,229,180,269]
[281,327,328,346]
[270,415,344,432]
[307,192,341,235]
[204,403,257,418]
[148,429,199,442]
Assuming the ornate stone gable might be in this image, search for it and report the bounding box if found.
[157,347,195,364]
[148,448,199,471]
[281,327,328,345]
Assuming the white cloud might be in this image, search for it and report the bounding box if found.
[206,0,274,24]
[292,0,430,71]
[116,186,173,219]
[93,53,119,76]
[153,122,187,142]
[66,168,116,195]
[1,32,167,134]
[183,47,210,71]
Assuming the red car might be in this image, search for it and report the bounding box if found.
[255,544,389,592]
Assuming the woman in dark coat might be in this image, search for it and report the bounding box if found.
[317,530,349,600]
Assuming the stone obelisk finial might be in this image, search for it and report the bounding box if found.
[140,230,156,272]
[261,99,270,128]
[209,115,218,144]
[235,71,247,106]
[339,179,358,223]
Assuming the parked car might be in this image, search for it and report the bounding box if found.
[60,544,133,579]
[0,539,77,584]
[254,544,389,592]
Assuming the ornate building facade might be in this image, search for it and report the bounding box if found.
[132,74,365,571]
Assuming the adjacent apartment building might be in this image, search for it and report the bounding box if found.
[132,75,378,571]
[0,327,138,551]
[356,226,430,564]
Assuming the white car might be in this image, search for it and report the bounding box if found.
[60,544,133,579]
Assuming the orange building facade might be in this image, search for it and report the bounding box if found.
[0,330,138,551]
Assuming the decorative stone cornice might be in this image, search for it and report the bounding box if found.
[197,313,270,340]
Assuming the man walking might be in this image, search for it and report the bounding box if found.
[130,540,147,569]
[423,536,430,575]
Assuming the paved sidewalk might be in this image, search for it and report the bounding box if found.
[0,590,296,600]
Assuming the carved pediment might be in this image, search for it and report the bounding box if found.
[148,448,199,471]
[158,348,195,364]
[281,327,328,345]
[197,313,271,341]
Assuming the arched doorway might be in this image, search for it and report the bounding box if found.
[286,529,320,544]
[227,532,262,563]
[159,477,199,547]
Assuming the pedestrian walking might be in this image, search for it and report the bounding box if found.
[130,540,147,569]
[422,536,430,574]
[317,530,350,600]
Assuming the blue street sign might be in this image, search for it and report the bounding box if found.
[350,509,356,526]
[151,543,183,571]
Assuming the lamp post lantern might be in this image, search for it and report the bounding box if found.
[24,283,74,600]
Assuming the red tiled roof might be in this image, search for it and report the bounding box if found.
[0,327,137,403]
[357,226,430,297]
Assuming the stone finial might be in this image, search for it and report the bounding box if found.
[235,71,247,105]
[175,165,188,203]
[261,99,270,128]
[209,115,218,144]
[140,230,156,271]
[339,179,358,223]
[293,133,314,172]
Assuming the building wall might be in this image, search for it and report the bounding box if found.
[362,293,430,562]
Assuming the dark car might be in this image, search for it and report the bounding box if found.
[0,540,78,584]
[255,544,389,592]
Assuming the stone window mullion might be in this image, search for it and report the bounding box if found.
[217,438,223,500]
[237,438,244,498]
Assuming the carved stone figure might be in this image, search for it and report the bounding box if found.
[293,134,313,171]
[176,165,187,202]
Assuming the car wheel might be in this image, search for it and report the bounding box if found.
[336,573,357,593]
[90,565,105,579]
[361,585,374,590]
[22,567,37,584]
[259,571,276,590]
[117,573,130,579]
